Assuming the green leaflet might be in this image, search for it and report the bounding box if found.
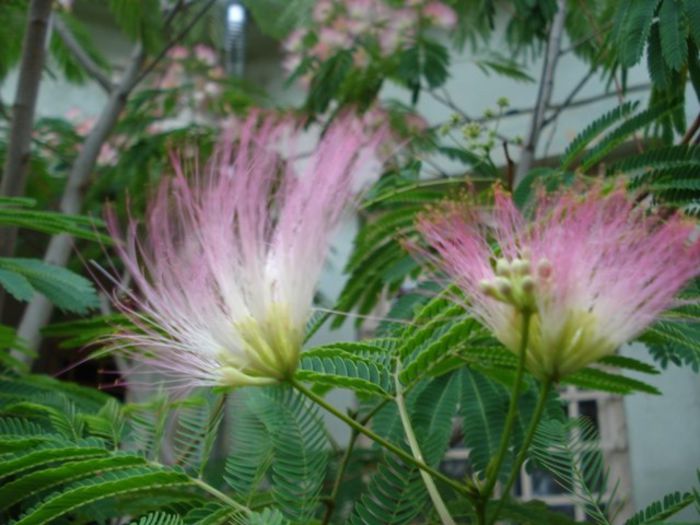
[107,0,164,52]
[624,490,695,525]
[0,416,60,453]
[400,318,492,385]
[11,468,192,525]
[658,0,688,71]
[648,23,671,90]
[0,373,111,414]
[613,0,661,67]
[297,344,394,397]
[531,418,613,524]
[0,268,33,302]
[133,512,184,525]
[686,0,700,47]
[333,173,470,330]
[348,453,427,525]
[83,398,126,448]
[224,399,274,503]
[580,102,678,171]
[170,394,224,472]
[0,325,33,373]
[242,0,313,38]
[560,101,639,169]
[0,196,109,242]
[641,318,700,372]
[410,372,461,465]
[0,454,147,512]
[564,368,661,395]
[458,368,510,479]
[242,386,328,523]
[0,258,99,314]
[0,439,109,480]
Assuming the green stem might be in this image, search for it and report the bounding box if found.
[197,393,227,478]
[321,426,359,525]
[475,501,487,525]
[192,477,251,515]
[480,311,531,501]
[394,366,456,525]
[290,378,471,497]
[321,399,391,525]
[489,379,553,525]
[174,393,226,473]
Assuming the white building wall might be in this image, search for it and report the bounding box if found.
[622,344,700,520]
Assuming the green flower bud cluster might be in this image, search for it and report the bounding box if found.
[479,256,552,313]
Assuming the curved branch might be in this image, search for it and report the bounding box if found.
[53,16,113,93]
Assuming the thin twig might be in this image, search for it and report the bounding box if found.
[129,0,216,90]
[321,425,360,525]
[682,113,700,144]
[428,89,514,145]
[439,83,651,127]
[503,141,515,191]
[541,67,597,129]
[53,16,113,92]
[513,0,568,186]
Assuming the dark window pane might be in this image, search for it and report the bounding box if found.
[514,472,522,496]
[551,505,577,520]
[531,467,566,496]
[579,400,599,436]
[440,458,469,480]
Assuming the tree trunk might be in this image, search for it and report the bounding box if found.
[13,45,145,362]
[0,0,54,316]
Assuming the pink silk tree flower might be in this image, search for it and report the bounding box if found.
[107,113,383,392]
[416,183,700,381]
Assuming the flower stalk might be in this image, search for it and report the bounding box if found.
[489,379,553,525]
[480,310,531,503]
[290,378,471,498]
[394,365,456,525]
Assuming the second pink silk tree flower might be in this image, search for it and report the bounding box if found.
[108,114,382,391]
[417,183,700,381]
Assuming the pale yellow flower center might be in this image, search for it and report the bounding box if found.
[482,256,616,380]
[503,309,616,381]
[218,303,303,387]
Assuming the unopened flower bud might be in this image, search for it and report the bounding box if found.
[494,277,513,298]
[520,276,535,295]
[495,258,510,276]
[479,279,497,297]
[537,258,553,279]
[512,258,531,276]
